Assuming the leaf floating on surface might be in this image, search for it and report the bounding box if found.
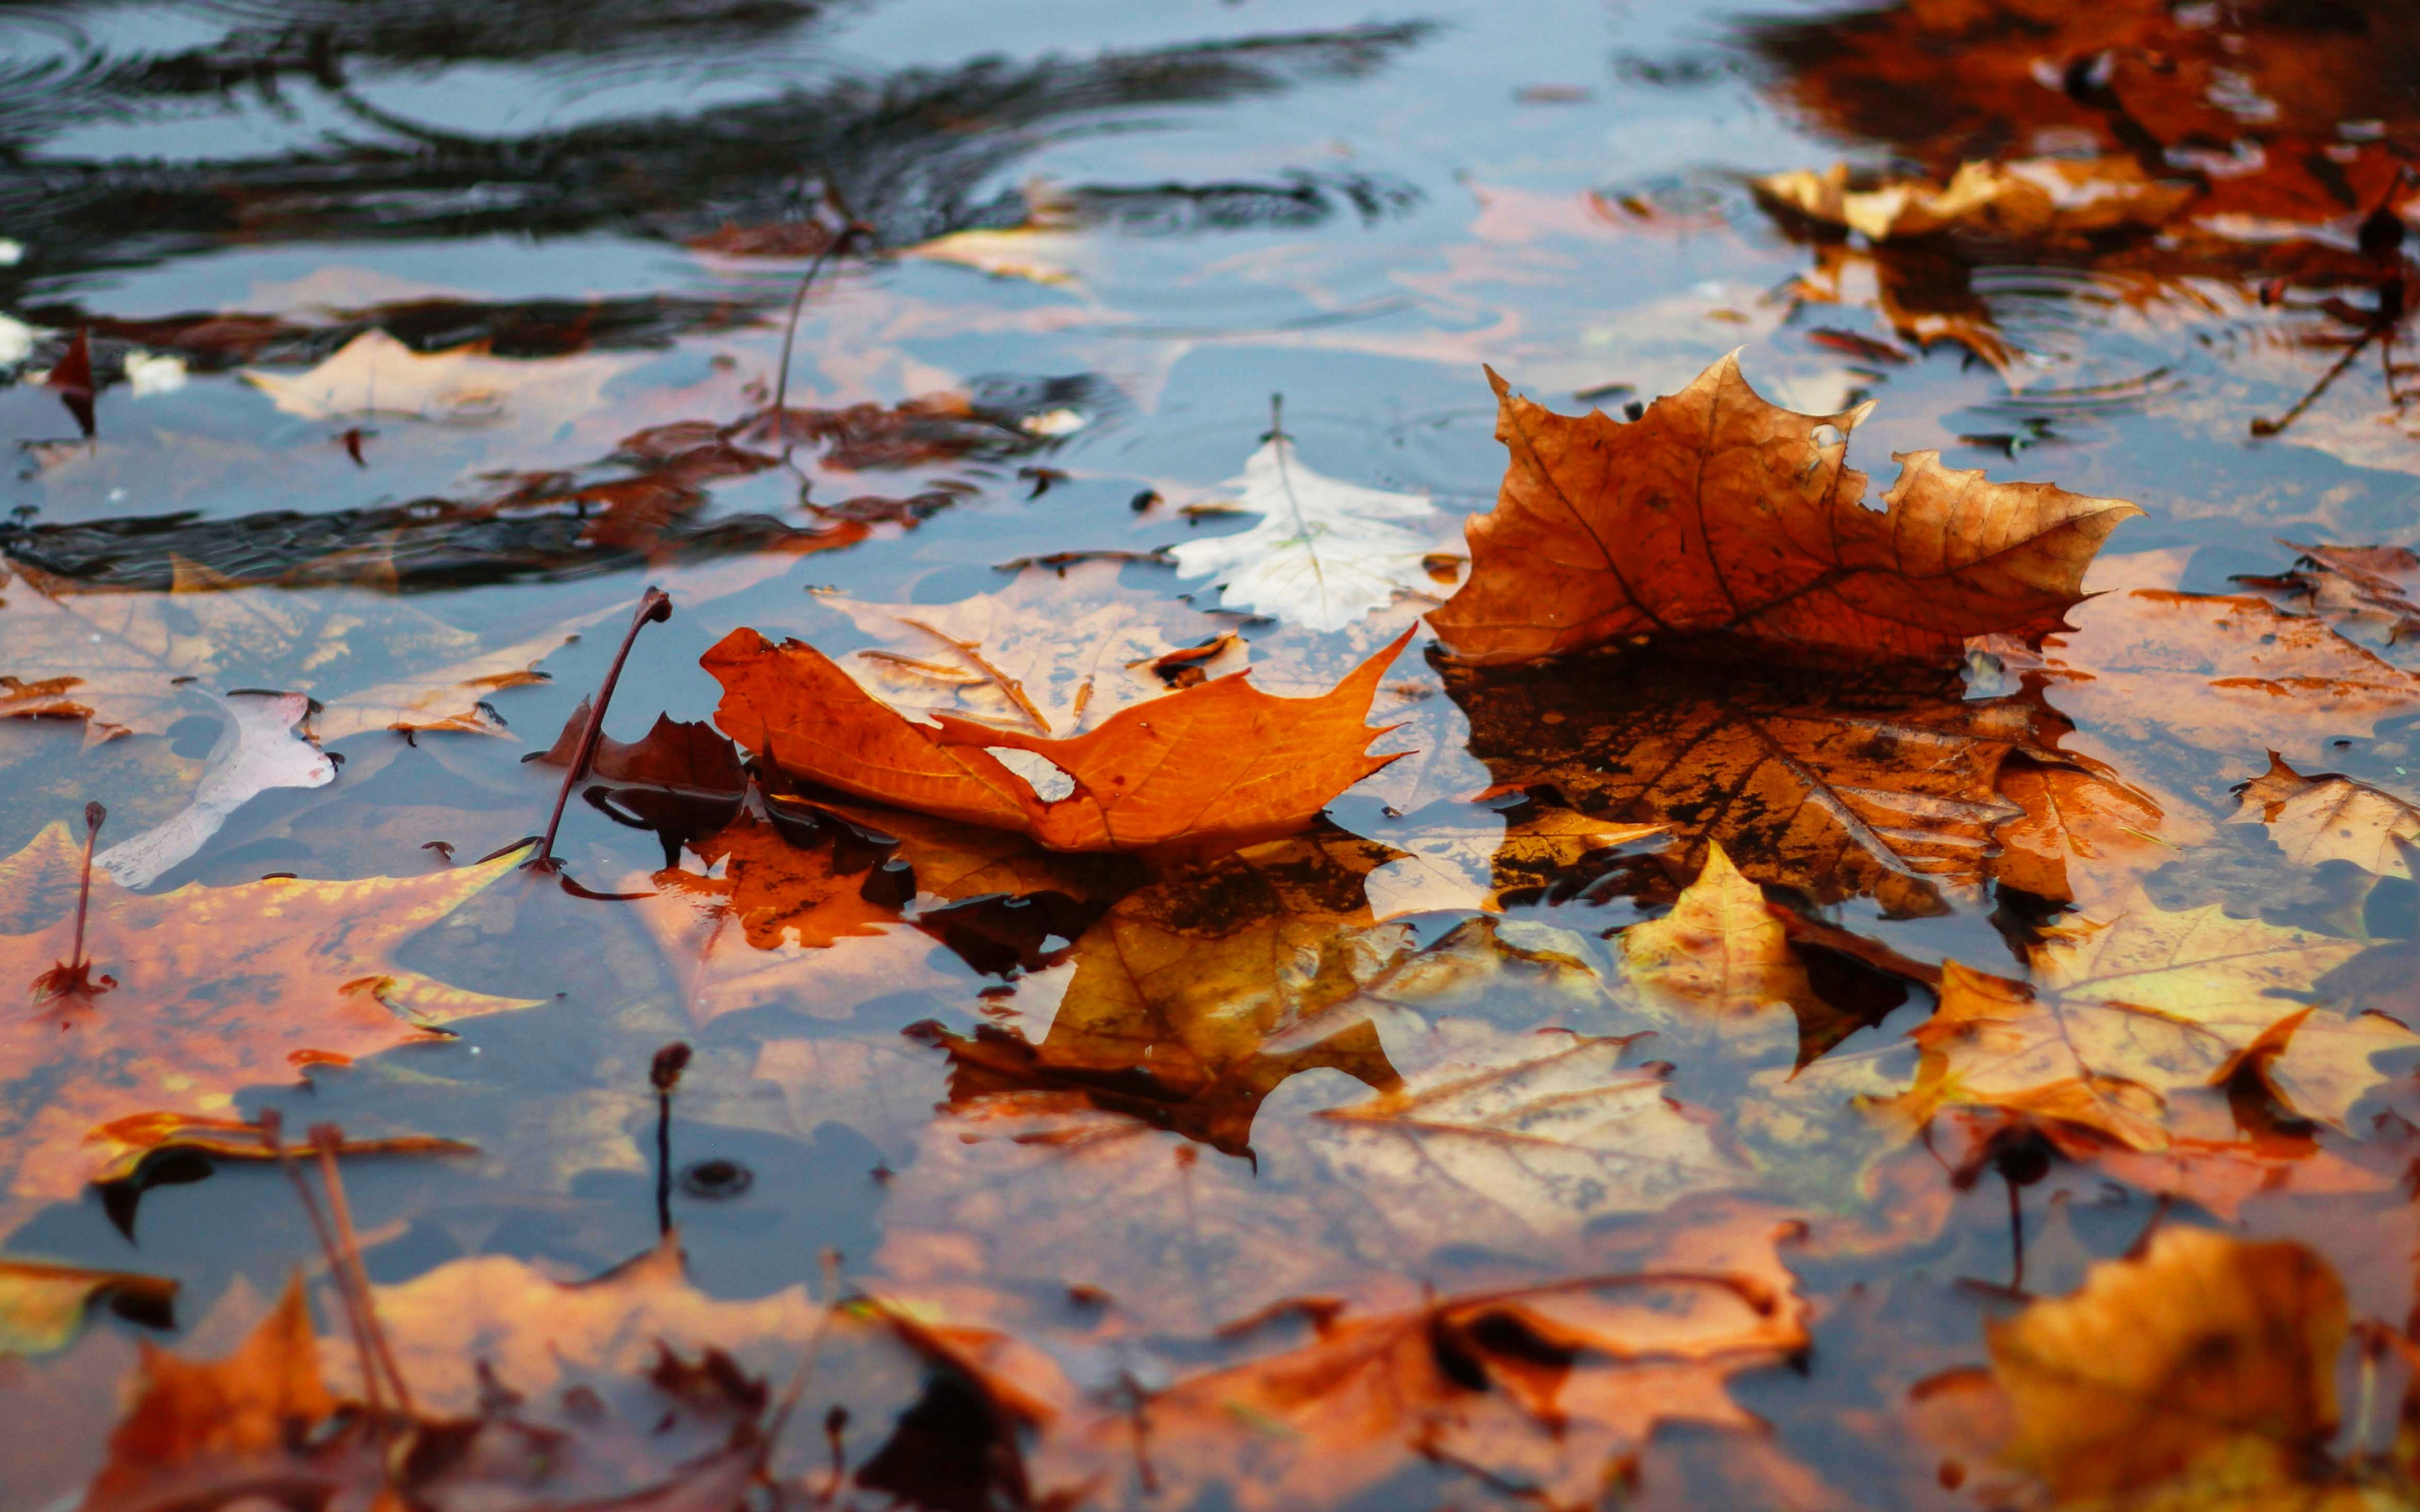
[704,624,1414,851]
[1427,354,2138,665]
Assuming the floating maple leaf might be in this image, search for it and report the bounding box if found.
[1991,755,2191,909]
[0,825,537,1234]
[1425,354,2138,665]
[2238,541,2420,650]
[1441,643,2048,914]
[1168,424,1446,633]
[702,624,1413,850]
[238,327,637,425]
[1619,841,1823,1032]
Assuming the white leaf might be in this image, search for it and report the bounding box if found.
[1169,435,1440,633]
[97,692,336,888]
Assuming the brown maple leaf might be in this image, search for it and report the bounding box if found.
[702,624,1413,850]
[1440,643,2049,914]
[1755,158,2195,244]
[0,824,537,1235]
[1424,355,2138,665]
[2238,542,2420,650]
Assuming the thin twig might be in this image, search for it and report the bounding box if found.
[771,223,872,424]
[530,587,672,874]
[2252,324,2381,437]
[651,1042,691,1239]
[766,1246,849,1467]
[260,1112,386,1421]
[312,1124,415,1417]
[68,801,102,974]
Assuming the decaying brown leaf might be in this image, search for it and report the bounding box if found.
[1991,756,2191,908]
[2239,543,2420,651]
[1425,354,2138,665]
[704,624,1413,851]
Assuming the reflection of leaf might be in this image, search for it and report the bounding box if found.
[1441,645,2045,914]
[1362,806,1664,920]
[0,825,537,1234]
[2230,752,2420,878]
[1988,1229,2349,1509]
[1426,355,2136,664]
[704,625,1413,850]
[1168,429,1444,633]
[1991,755,2195,908]
[1755,159,2193,244]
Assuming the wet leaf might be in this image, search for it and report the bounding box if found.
[1441,644,2046,914]
[2238,542,2420,652]
[0,1258,174,1357]
[239,327,637,424]
[1619,841,1825,1042]
[1167,427,1446,632]
[1891,894,2407,1150]
[1991,756,2191,908]
[1426,354,2138,664]
[0,824,537,1231]
[703,624,1413,851]
[2230,752,2420,877]
[1987,1228,2350,1508]
[0,557,576,743]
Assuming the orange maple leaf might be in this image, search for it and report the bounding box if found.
[700,625,1414,850]
[1426,356,2139,665]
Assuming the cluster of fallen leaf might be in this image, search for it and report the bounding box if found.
[16,345,2420,1511]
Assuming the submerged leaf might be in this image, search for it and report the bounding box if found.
[1169,431,1445,632]
[2230,753,2420,878]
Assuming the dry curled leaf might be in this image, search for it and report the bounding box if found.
[703,625,1413,851]
[1426,354,2138,664]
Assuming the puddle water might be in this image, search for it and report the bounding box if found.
[8,1,2420,1508]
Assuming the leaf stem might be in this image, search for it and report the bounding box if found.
[311,1122,417,1418]
[69,801,102,975]
[650,1042,691,1238]
[530,587,672,874]
[771,223,872,426]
